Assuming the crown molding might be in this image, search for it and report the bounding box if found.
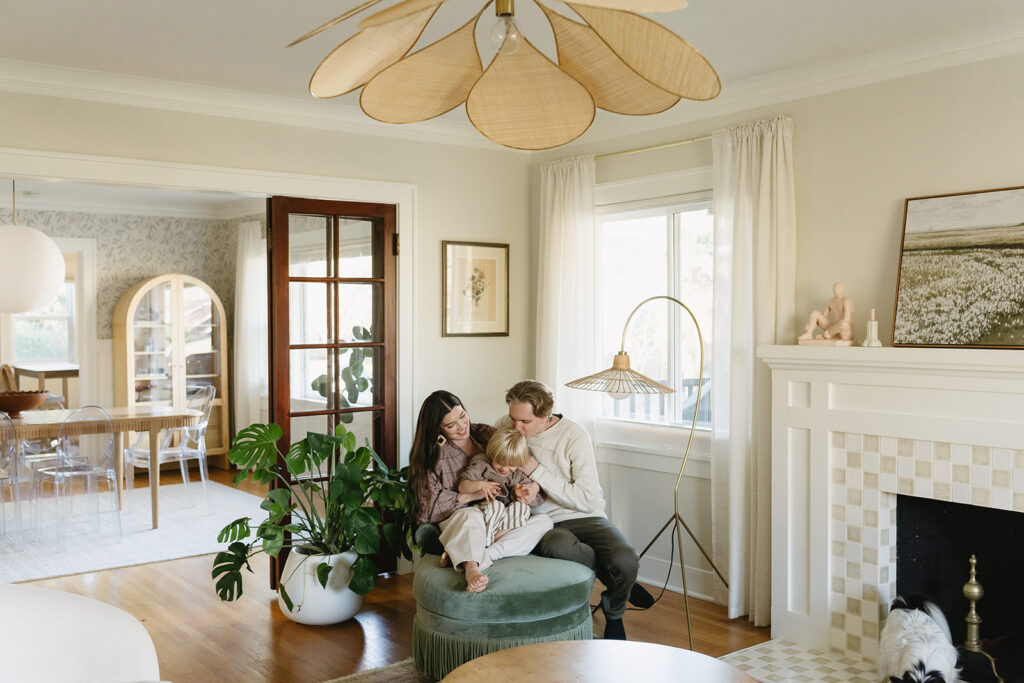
[7,192,266,221]
[1,23,1023,155]
[0,58,497,151]
[578,26,1024,143]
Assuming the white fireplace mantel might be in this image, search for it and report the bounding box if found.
[758,345,1024,661]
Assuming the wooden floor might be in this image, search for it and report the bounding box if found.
[24,468,769,682]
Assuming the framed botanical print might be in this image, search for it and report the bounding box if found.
[893,185,1024,347]
[442,241,509,337]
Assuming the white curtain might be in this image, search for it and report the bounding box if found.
[710,116,796,625]
[537,156,598,424]
[233,221,268,430]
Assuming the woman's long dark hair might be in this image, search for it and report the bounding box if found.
[407,390,464,523]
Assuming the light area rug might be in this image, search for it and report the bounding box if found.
[0,482,264,583]
[321,658,431,683]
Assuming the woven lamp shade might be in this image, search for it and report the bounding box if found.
[568,3,720,100]
[571,0,688,10]
[361,13,483,123]
[310,4,439,98]
[539,2,678,115]
[466,39,595,150]
[359,0,448,28]
[565,352,674,395]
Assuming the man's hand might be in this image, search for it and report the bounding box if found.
[514,481,540,505]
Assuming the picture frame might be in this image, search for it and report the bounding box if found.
[892,185,1024,348]
[442,240,509,337]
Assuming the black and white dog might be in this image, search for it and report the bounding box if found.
[878,595,960,682]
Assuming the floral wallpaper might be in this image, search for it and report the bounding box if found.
[0,208,263,339]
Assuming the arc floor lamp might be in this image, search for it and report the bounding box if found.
[566,294,728,650]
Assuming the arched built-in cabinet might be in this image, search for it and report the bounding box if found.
[113,274,229,468]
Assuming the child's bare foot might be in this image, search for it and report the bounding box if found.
[439,551,450,568]
[464,562,488,593]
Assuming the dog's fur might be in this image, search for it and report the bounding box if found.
[878,595,960,683]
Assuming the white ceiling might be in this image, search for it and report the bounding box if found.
[2,0,1024,212]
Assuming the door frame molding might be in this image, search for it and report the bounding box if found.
[0,146,417,462]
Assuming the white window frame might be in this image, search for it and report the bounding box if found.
[592,167,713,465]
[11,279,77,362]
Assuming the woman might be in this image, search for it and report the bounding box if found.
[408,390,552,592]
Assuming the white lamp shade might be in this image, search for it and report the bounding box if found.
[0,223,66,313]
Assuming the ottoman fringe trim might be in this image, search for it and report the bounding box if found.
[412,614,593,680]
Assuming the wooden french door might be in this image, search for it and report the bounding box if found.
[267,196,398,580]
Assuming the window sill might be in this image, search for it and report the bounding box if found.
[593,417,710,479]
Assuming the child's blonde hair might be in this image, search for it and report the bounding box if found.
[486,428,529,467]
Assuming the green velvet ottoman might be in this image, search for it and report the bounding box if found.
[412,553,596,680]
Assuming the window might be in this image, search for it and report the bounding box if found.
[596,194,713,429]
[11,280,76,362]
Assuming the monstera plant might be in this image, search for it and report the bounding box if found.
[212,421,412,619]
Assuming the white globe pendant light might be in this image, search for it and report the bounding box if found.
[0,182,66,314]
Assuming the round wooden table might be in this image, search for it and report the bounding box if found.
[442,640,758,682]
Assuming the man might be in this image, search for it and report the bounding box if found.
[502,379,653,640]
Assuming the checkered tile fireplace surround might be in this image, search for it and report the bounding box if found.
[759,346,1024,665]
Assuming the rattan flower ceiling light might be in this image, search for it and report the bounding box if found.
[291,0,720,150]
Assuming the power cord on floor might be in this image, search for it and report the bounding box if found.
[590,526,678,613]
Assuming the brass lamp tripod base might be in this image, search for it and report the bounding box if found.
[635,478,729,650]
[567,295,729,650]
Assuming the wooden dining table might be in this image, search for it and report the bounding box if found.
[13,405,202,529]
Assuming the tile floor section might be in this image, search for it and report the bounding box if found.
[720,640,877,683]
[722,640,983,683]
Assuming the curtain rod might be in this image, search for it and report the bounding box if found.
[594,134,711,161]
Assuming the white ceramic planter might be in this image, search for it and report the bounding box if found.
[277,549,366,625]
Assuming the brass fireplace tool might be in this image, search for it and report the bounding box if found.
[960,555,1003,683]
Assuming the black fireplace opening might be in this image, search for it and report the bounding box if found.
[896,494,1024,681]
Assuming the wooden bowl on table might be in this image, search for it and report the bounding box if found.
[0,391,49,417]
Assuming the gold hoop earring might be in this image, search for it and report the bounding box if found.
[436,434,447,446]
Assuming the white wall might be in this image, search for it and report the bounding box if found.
[0,93,534,463]
[528,51,1024,599]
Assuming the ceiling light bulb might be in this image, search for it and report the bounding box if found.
[607,391,631,400]
[490,16,522,55]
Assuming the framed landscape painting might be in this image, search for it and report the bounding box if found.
[893,185,1024,347]
[442,241,509,337]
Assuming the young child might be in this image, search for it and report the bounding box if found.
[459,428,545,548]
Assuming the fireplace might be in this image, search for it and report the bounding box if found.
[759,345,1024,666]
[897,495,1024,681]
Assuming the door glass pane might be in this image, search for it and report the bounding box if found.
[341,410,380,455]
[290,348,332,405]
[340,346,379,407]
[289,282,333,345]
[289,215,330,278]
[340,284,381,342]
[339,220,377,278]
[291,413,331,447]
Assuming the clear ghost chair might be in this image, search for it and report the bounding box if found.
[125,384,216,508]
[32,405,122,545]
[20,394,66,477]
[0,411,23,539]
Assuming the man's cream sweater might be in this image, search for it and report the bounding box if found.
[523,415,607,523]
